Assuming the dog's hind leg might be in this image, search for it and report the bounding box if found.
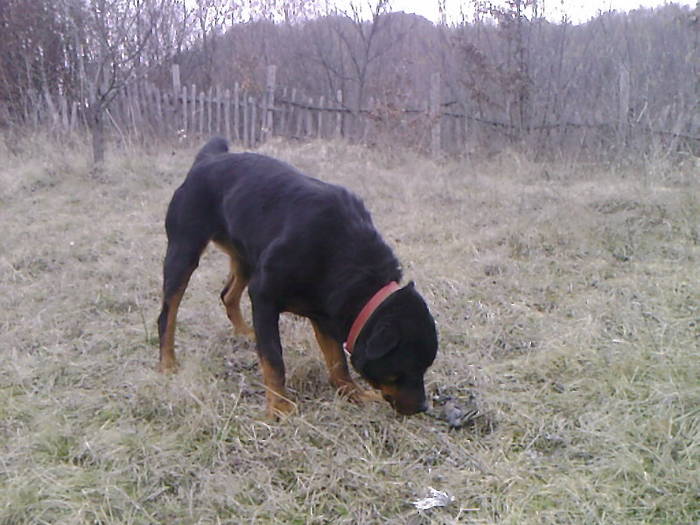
[220,255,254,338]
[157,242,203,373]
[311,321,383,404]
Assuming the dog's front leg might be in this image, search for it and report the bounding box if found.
[249,290,296,418]
[310,321,383,404]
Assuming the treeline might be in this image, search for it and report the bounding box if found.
[0,0,697,161]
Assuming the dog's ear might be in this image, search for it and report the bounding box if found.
[365,323,400,360]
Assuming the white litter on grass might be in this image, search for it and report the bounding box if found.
[412,487,454,510]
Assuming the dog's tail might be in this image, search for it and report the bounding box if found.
[192,136,229,166]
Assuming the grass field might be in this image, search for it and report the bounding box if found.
[0,134,698,524]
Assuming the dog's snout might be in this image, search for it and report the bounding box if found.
[378,384,430,415]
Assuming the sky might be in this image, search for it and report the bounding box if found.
[385,0,695,24]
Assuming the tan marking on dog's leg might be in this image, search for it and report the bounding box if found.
[223,271,253,337]
[259,357,296,418]
[158,240,205,374]
[217,246,254,338]
[310,321,382,404]
[158,286,186,373]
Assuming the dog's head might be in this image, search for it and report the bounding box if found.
[350,282,438,415]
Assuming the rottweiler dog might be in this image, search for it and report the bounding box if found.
[157,137,438,417]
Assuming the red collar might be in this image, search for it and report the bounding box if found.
[344,281,400,354]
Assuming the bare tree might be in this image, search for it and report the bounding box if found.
[0,0,697,160]
[0,0,77,125]
[290,1,403,137]
[481,0,538,136]
[189,0,237,87]
[339,1,392,117]
[139,0,194,86]
[67,0,164,166]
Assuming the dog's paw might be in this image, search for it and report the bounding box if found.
[352,388,384,403]
[234,324,255,339]
[156,359,179,374]
[265,393,297,420]
[337,382,383,404]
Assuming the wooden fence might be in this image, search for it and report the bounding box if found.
[31,65,486,157]
[31,64,699,158]
[164,65,449,155]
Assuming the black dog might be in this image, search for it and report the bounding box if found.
[157,137,438,417]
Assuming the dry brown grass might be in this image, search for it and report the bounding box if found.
[0,133,698,524]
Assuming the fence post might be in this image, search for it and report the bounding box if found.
[148,84,156,134]
[306,97,314,137]
[216,85,222,134]
[461,102,470,154]
[318,96,325,138]
[190,84,197,135]
[430,72,441,157]
[336,90,343,139]
[182,85,188,134]
[290,88,298,136]
[224,88,231,140]
[172,64,181,96]
[263,65,277,141]
[207,86,213,135]
[233,82,240,143]
[250,96,257,147]
[198,91,205,136]
[280,87,288,136]
[243,92,249,147]
[294,90,303,137]
[171,64,181,129]
[363,96,374,142]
